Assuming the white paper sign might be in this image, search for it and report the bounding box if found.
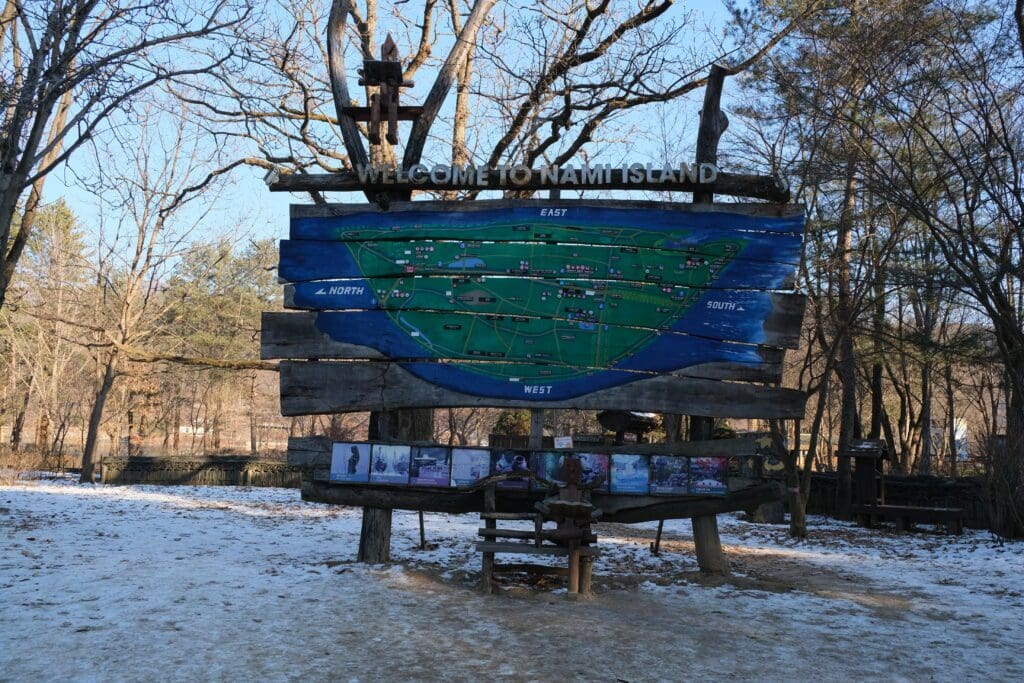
[554,436,573,449]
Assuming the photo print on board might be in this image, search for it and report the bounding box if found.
[450,448,491,487]
[650,455,688,495]
[689,457,728,496]
[531,451,567,490]
[491,450,532,489]
[369,444,411,485]
[610,454,650,495]
[330,442,371,483]
[410,447,451,487]
[577,453,610,492]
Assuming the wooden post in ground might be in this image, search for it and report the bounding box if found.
[481,484,496,594]
[529,408,544,449]
[687,64,731,575]
[357,408,433,563]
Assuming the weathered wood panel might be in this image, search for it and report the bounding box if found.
[299,479,783,523]
[261,311,787,383]
[278,360,807,417]
[277,237,801,286]
[281,280,805,348]
[269,169,792,202]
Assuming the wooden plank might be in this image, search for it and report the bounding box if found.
[289,199,804,247]
[340,106,423,122]
[279,360,807,417]
[292,198,804,221]
[278,237,801,288]
[282,280,805,346]
[269,168,792,202]
[261,312,787,383]
[269,290,803,350]
[298,479,782,523]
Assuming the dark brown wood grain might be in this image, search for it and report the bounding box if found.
[277,360,808,417]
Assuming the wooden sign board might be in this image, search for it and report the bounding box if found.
[264,199,808,417]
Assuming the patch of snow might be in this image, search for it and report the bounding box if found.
[2,479,1022,680]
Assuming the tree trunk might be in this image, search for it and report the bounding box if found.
[946,364,957,478]
[835,160,858,520]
[9,377,31,452]
[80,356,117,483]
[249,374,259,455]
[920,360,932,475]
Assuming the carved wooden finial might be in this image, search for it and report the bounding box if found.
[381,34,399,63]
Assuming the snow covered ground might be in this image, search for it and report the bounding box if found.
[2,475,1022,681]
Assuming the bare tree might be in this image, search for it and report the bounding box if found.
[0,0,251,310]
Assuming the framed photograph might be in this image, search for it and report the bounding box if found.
[650,455,688,495]
[330,442,371,483]
[450,448,491,487]
[369,444,411,485]
[577,452,610,492]
[690,457,729,496]
[410,446,451,487]
[531,451,566,490]
[491,450,532,489]
[610,454,649,495]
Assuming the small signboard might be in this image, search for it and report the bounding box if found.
[330,442,371,482]
[689,457,728,496]
[450,447,491,487]
[369,444,411,485]
[410,446,451,486]
[554,435,574,449]
[650,455,688,495]
[610,454,650,495]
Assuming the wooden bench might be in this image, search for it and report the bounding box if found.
[852,504,965,534]
[476,476,602,598]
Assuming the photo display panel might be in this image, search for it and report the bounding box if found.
[330,442,371,482]
[491,449,533,490]
[410,446,451,487]
[450,448,491,487]
[689,456,728,496]
[650,455,689,495]
[577,452,610,493]
[610,454,650,495]
[369,444,411,485]
[532,451,566,490]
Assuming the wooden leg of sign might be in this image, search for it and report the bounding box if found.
[692,514,728,574]
[357,507,393,563]
[357,408,433,564]
[650,518,664,556]
[481,484,496,594]
[418,510,426,550]
[568,546,581,596]
[579,555,594,596]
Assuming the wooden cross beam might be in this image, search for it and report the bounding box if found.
[351,35,417,146]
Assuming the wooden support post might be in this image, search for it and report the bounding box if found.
[481,484,496,594]
[692,514,728,574]
[357,507,393,563]
[418,510,426,550]
[529,408,544,449]
[650,519,664,556]
[568,546,581,596]
[579,555,594,596]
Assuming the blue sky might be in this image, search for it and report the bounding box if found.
[43,0,736,248]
